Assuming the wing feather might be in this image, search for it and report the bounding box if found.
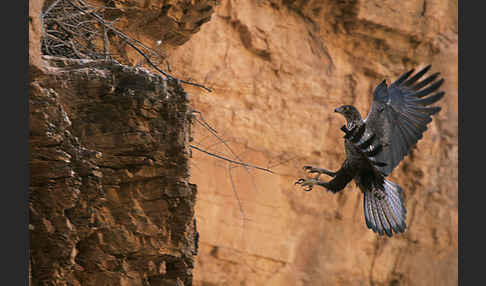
[403,65,431,87]
[411,79,444,98]
[364,66,444,175]
[411,72,441,91]
[409,91,445,105]
[390,68,415,87]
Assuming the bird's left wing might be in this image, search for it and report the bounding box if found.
[364,65,445,176]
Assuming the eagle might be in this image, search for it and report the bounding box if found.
[295,65,445,237]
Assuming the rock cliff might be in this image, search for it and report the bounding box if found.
[29,0,457,285]
[164,1,458,285]
[29,0,201,281]
[29,56,198,285]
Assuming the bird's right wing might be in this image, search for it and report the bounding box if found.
[364,65,445,176]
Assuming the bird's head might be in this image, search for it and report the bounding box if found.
[334,105,362,125]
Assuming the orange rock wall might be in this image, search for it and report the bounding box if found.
[29,1,200,280]
[30,0,458,285]
[164,1,458,285]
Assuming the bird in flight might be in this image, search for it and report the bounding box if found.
[295,65,444,237]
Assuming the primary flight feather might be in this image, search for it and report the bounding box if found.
[295,65,444,237]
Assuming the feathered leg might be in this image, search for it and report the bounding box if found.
[296,161,355,193]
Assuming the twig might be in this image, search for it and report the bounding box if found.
[193,117,244,166]
[42,0,212,92]
[193,115,263,188]
[41,0,62,19]
[191,110,269,197]
[102,24,109,59]
[189,145,274,174]
[227,165,246,223]
[67,0,212,92]
[192,110,217,133]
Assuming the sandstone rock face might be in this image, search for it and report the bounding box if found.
[29,57,197,285]
[30,0,457,285]
[29,0,220,284]
[161,1,457,285]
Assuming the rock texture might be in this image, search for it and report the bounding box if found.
[29,0,227,284]
[161,0,458,285]
[30,0,458,285]
[29,57,197,285]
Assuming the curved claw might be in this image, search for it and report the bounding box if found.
[302,166,335,180]
[295,178,315,192]
[303,166,312,170]
[295,178,305,185]
[303,166,317,173]
[302,185,313,192]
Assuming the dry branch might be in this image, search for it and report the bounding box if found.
[189,144,275,175]
[41,0,212,92]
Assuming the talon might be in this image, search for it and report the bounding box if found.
[303,166,316,173]
[295,178,305,185]
[295,178,315,192]
[302,185,313,192]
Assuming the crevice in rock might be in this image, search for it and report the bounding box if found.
[29,56,198,285]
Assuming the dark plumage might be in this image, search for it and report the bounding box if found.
[295,65,444,237]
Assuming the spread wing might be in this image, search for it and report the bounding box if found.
[364,65,445,176]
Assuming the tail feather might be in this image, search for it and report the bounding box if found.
[376,198,393,236]
[363,179,406,237]
[363,189,375,230]
[364,190,380,234]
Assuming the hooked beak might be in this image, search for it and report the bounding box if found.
[334,107,342,113]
